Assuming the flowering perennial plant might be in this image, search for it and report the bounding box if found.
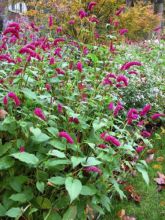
[0,16,164,219]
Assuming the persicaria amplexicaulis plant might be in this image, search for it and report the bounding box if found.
[0,15,164,219]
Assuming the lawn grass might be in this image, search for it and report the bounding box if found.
[108,128,165,220]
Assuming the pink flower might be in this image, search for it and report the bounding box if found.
[84,166,101,174]
[154,26,161,32]
[89,16,99,23]
[119,29,128,36]
[69,117,79,124]
[140,104,151,116]
[120,61,142,71]
[83,47,89,55]
[14,69,23,75]
[0,54,15,63]
[34,108,46,120]
[8,92,21,106]
[108,102,114,110]
[137,120,144,127]
[57,104,63,113]
[151,113,165,120]
[128,70,138,75]
[19,146,25,153]
[45,83,51,91]
[102,73,116,86]
[79,9,87,19]
[55,68,65,75]
[127,108,138,124]
[114,101,124,117]
[56,26,62,34]
[77,61,83,72]
[3,96,8,106]
[54,38,65,46]
[68,20,75,25]
[136,146,145,153]
[59,131,74,144]
[16,57,22,63]
[109,41,115,53]
[88,2,97,11]
[106,73,117,79]
[116,75,129,87]
[8,22,20,31]
[98,144,108,149]
[49,57,55,65]
[100,132,107,139]
[48,15,53,27]
[104,135,121,147]
[54,47,62,58]
[141,130,151,138]
[3,27,19,39]
[115,7,125,16]
[102,78,113,86]
[113,21,119,27]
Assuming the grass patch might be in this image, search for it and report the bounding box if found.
[108,128,165,220]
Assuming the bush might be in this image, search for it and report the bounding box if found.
[119,3,160,40]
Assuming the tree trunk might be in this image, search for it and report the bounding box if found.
[126,0,134,7]
[154,0,164,37]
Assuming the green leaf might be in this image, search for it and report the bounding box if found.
[62,206,77,220]
[71,156,85,168]
[6,207,22,218]
[48,150,66,158]
[0,204,6,217]
[36,197,52,209]
[11,152,39,165]
[110,179,126,200]
[36,181,45,193]
[82,157,102,166]
[32,133,50,143]
[93,118,108,131]
[136,164,149,184]
[22,88,37,100]
[47,127,58,136]
[65,177,82,203]
[80,185,96,196]
[30,127,50,143]
[9,176,28,192]
[48,177,65,185]
[0,143,12,157]
[44,211,62,220]
[45,159,70,168]
[30,127,41,136]
[0,156,14,170]
[9,189,33,203]
[49,140,66,150]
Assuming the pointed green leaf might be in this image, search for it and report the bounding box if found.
[11,152,39,165]
[65,177,82,203]
[62,206,77,220]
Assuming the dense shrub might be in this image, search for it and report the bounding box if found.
[119,3,159,40]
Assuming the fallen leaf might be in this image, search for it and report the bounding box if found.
[160,201,165,207]
[117,209,125,219]
[156,157,164,162]
[123,216,136,220]
[124,185,141,203]
[152,164,162,170]
[147,149,157,154]
[145,154,154,163]
[117,209,136,220]
[0,109,8,119]
[154,172,165,191]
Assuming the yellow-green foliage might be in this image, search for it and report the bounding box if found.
[119,3,160,39]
